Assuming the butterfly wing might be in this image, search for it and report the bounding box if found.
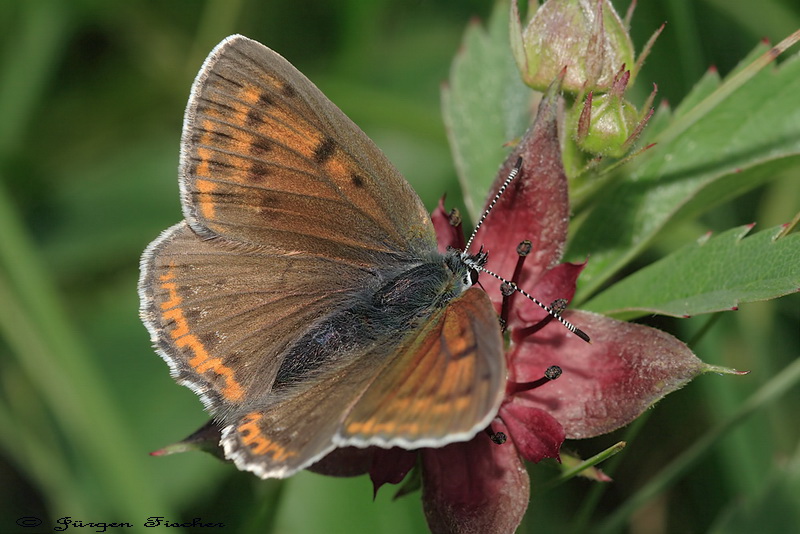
[219,288,505,478]
[339,287,505,448]
[140,222,376,416]
[142,226,505,478]
[179,34,435,265]
[142,35,437,414]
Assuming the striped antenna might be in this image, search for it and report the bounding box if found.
[464,157,523,253]
[479,267,590,342]
[461,156,590,343]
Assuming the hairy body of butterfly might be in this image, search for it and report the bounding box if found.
[275,251,486,387]
[139,35,505,479]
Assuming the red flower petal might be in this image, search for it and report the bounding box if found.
[510,310,706,438]
[431,196,466,253]
[421,435,529,534]
[307,446,374,477]
[470,89,569,311]
[499,404,565,463]
[369,447,417,496]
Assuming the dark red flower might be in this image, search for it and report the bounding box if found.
[387,88,707,533]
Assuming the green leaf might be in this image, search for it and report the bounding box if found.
[442,0,532,220]
[669,43,772,122]
[583,224,800,319]
[670,65,722,119]
[566,45,800,301]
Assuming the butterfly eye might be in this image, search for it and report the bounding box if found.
[466,268,480,286]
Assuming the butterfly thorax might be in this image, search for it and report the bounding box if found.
[273,250,482,388]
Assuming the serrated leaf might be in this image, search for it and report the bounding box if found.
[670,42,771,121]
[567,45,800,300]
[443,0,533,219]
[671,67,721,119]
[583,224,800,319]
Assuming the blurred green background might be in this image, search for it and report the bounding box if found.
[1,1,798,533]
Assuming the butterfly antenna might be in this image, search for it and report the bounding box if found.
[464,157,523,253]
[478,266,591,343]
[461,156,588,342]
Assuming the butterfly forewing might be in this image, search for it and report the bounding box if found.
[180,35,435,265]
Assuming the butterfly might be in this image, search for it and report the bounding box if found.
[138,35,507,478]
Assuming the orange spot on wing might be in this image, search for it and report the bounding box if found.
[234,84,322,160]
[345,420,422,437]
[195,177,217,220]
[324,157,349,182]
[159,266,243,402]
[238,412,297,461]
[194,119,217,221]
[240,86,261,105]
[162,307,190,338]
[442,320,471,354]
[196,146,212,178]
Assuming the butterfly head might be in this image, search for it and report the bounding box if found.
[443,247,488,293]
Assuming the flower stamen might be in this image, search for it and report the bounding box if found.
[484,426,508,445]
[500,239,531,329]
[508,365,562,395]
[516,298,567,338]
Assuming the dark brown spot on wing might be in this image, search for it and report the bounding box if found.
[313,137,336,164]
[258,93,275,108]
[281,83,297,98]
[351,174,365,188]
[250,137,273,155]
[259,192,280,208]
[192,130,234,146]
[246,109,262,126]
[248,162,272,182]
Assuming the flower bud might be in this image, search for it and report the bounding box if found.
[568,66,656,157]
[511,0,636,93]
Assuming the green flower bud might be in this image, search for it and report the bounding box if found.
[511,0,658,94]
[568,67,656,157]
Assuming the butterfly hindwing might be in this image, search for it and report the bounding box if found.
[219,287,505,478]
[139,222,372,416]
[340,288,505,448]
